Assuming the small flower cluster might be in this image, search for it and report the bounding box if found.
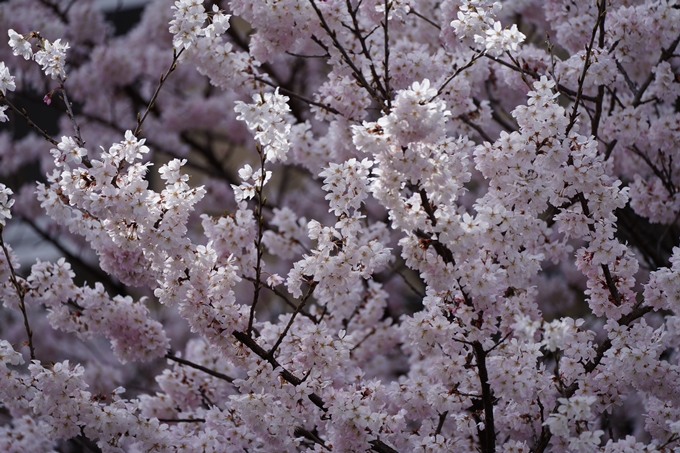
[0,61,15,95]
[319,157,373,217]
[0,61,15,122]
[34,38,69,80]
[378,79,449,146]
[8,29,69,80]
[262,206,308,260]
[169,1,229,50]
[450,0,525,56]
[7,29,31,60]
[231,163,272,203]
[644,246,680,311]
[0,184,13,227]
[50,135,87,168]
[234,89,292,163]
[544,396,603,452]
[169,0,254,93]
[228,0,317,62]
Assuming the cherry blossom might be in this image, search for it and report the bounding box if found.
[0,62,15,95]
[7,29,32,60]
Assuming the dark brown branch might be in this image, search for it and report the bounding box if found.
[247,146,268,335]
[476,92,518,133]
[231,330,327,411]
[435,411,448,436]
[458,114,494,143]
[387,264,425,299]
[157,418,206,423]
[20,215,128,296]
[414,188,472,307]
[583,305,653,375]
[473,341,496,453]
[165,353,235,383]
[591,84,605,140]
[344,0,389,102]
[381,0,392,110]
[369,439,400,453]
[629,144,677,196]
[603,138,617,161]
[575,192,623,306]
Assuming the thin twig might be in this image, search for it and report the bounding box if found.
[408,9,441,30]
[267,281,318,359]
[344,0,389,101]
[58,82,86,153]
[458,114,494,143]
[485,54,598,102]
[165,353,235,383]
[0,228,35,360]
[0,95,58,145]
[83,112,233,181]
[285,51,330,59]
[389,265,425,298]
[532,304,653,453]
[20,215,128,296]
[134,48,185,137]
[231,329,327,410]
[565,0,607,136]
[243,275,319,323]
[432,51,484,100]
[37,0,68,22]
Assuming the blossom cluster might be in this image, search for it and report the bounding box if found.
[8,28,69,80]
[451,0,525,55]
